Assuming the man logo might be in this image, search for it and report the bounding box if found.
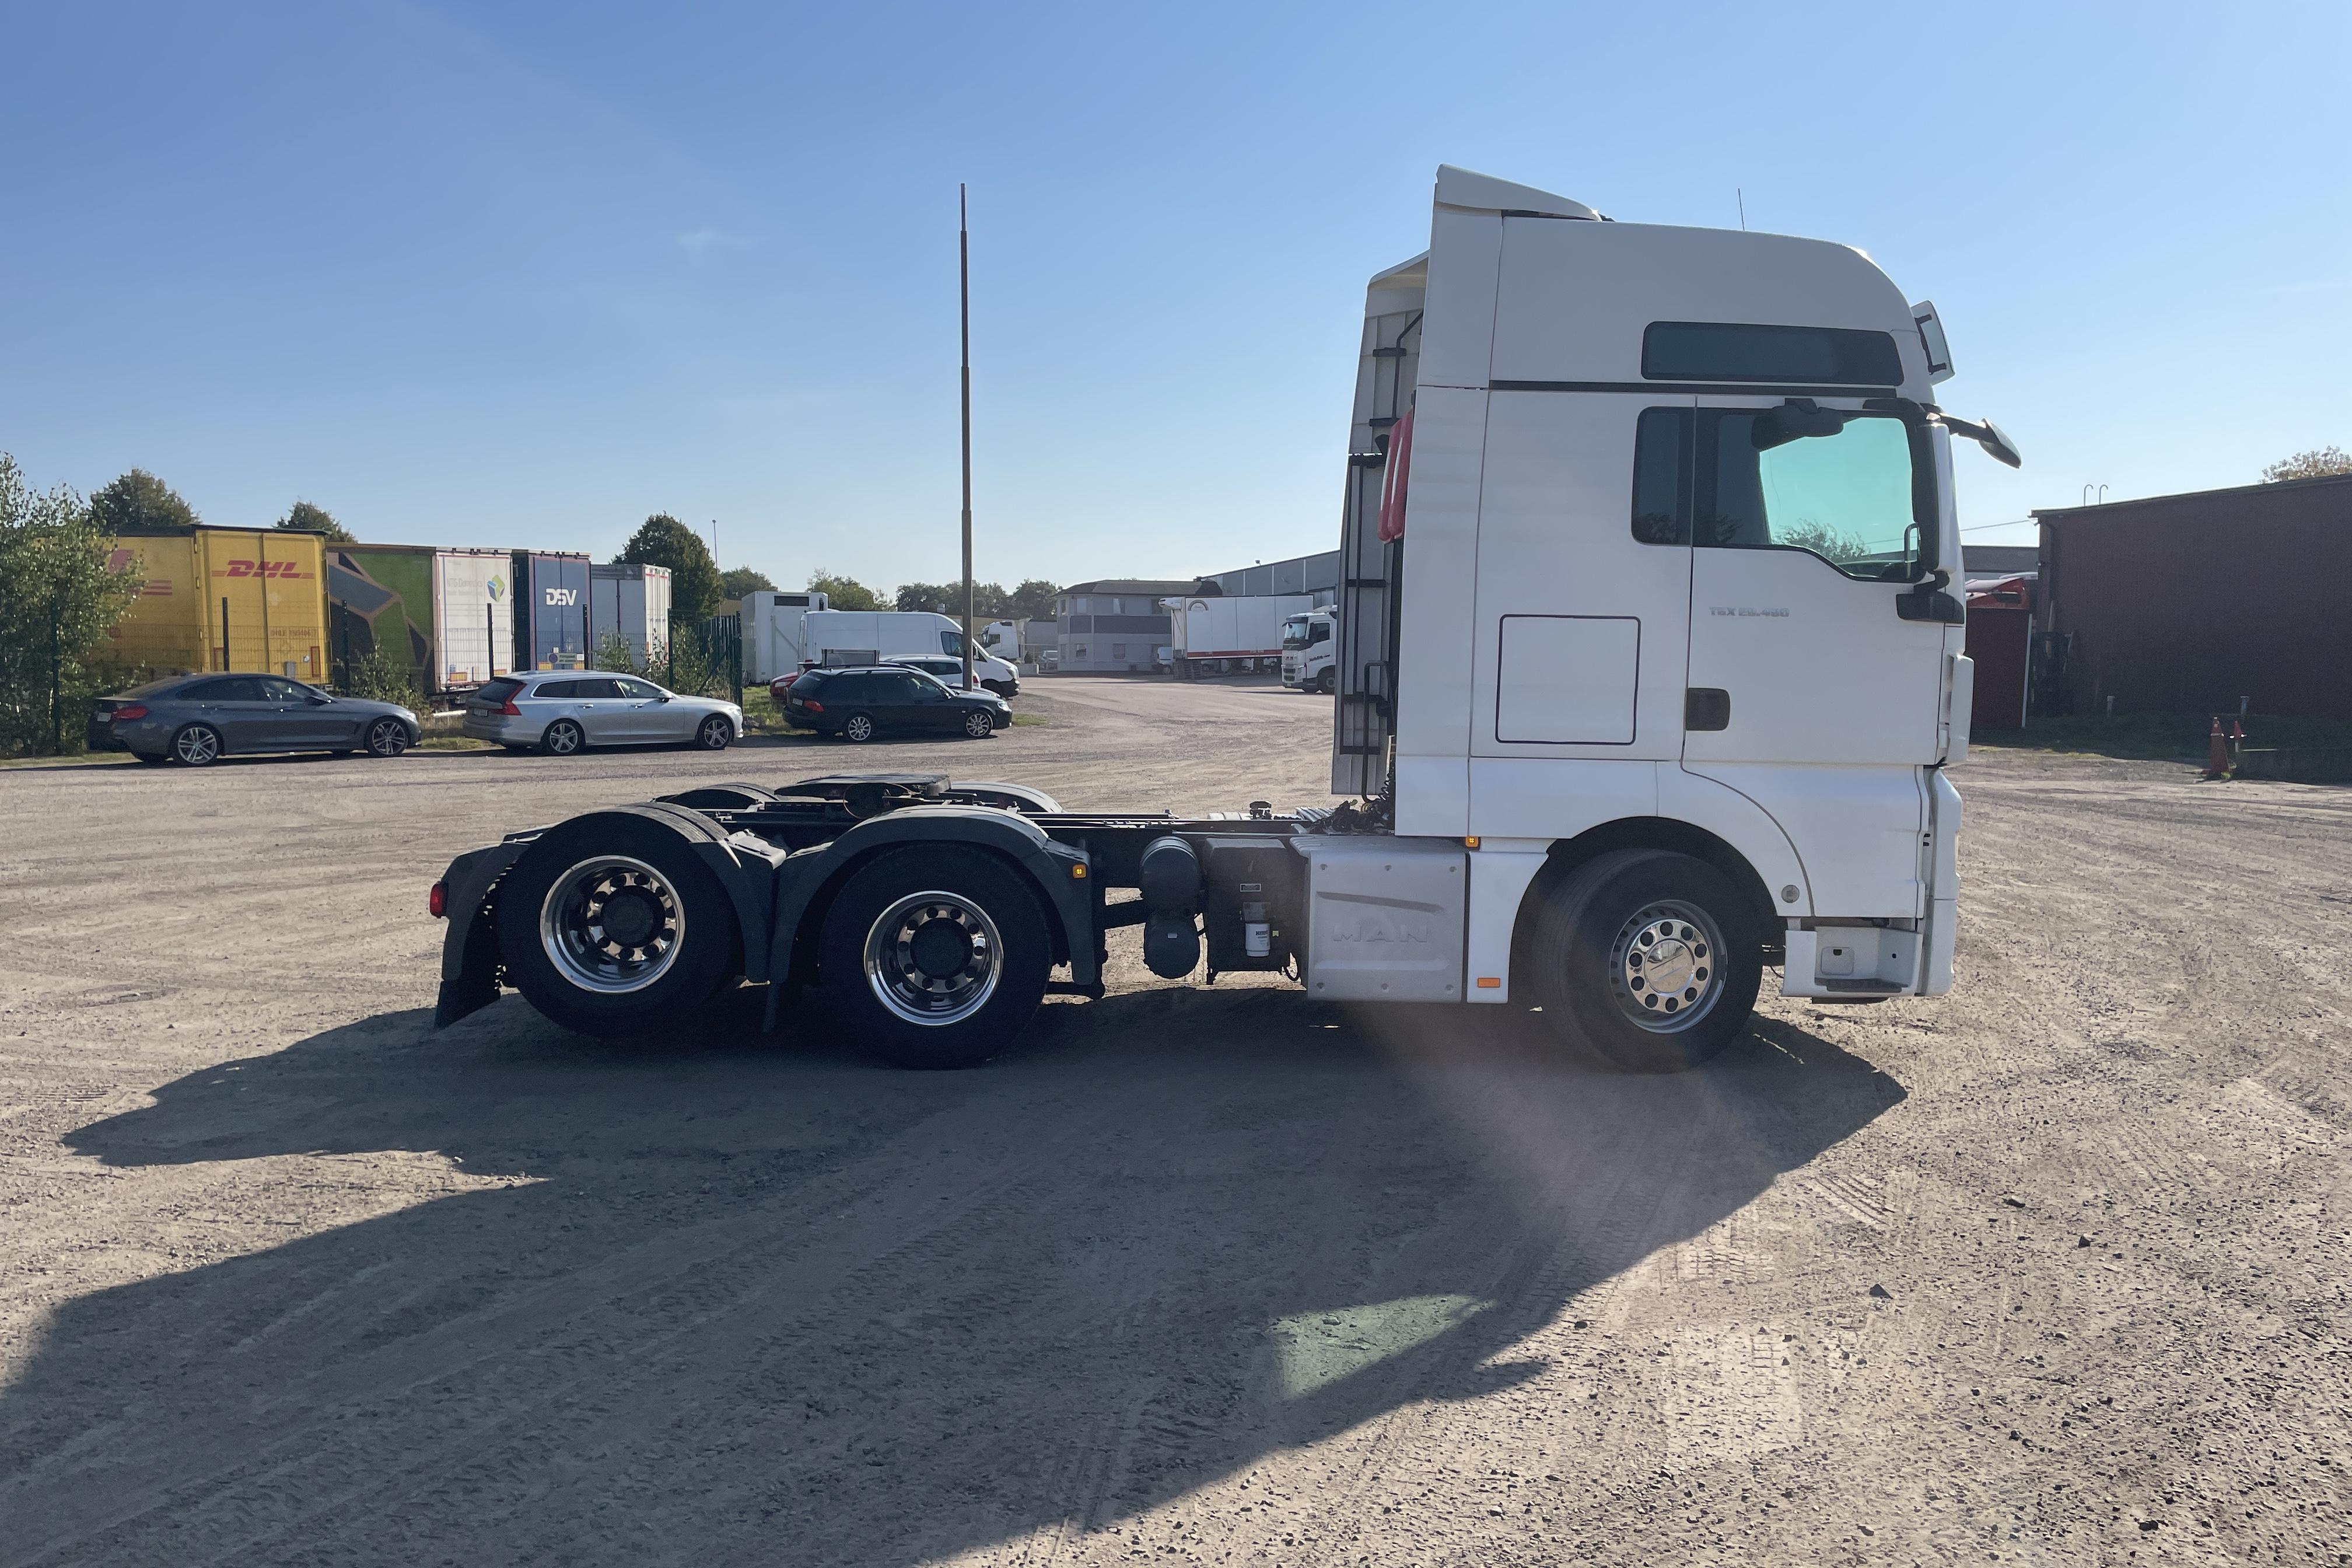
[1331,915,1431,946]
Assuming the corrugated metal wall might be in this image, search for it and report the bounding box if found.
[2036,475,2352,721]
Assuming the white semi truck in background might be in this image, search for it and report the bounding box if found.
[432,165,2014,1074]
[1280,609,1336,693]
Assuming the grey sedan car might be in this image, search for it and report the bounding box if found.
[88,674,421,766]
[462,671,743,755]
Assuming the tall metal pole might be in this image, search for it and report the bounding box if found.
[959,183,975,691]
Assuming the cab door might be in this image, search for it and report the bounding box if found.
[1678,400,1949,917]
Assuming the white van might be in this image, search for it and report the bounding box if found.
[803,610,1019,696]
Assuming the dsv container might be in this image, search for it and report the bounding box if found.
[103,527,330,682]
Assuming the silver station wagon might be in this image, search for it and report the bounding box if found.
[462,673,742,755]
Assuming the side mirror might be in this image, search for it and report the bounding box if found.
[1941,412,2023,470]
[309,694,332,705]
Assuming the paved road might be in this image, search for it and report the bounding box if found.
[1,682,2346,1564]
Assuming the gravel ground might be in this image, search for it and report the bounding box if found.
[1,678,2346,1566]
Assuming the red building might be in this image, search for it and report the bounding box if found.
[2031,473,2352,722]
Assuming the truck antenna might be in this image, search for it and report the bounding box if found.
[1737,188,1747,231]
[959,183,975,692]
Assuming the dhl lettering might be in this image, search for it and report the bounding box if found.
[216,561,309,579]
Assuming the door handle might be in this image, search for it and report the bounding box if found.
[1685,688,1732,731]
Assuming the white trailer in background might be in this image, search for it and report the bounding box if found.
[431,548,514,690]
[1167,594,1318,676]
[979,620,1021,660]
[590,564,672,667]
[741,590,830,682]
[433,164,2018,1077]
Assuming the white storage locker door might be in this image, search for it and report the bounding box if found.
[1494,615,1639,744]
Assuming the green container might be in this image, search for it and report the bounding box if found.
[328,544,436,694]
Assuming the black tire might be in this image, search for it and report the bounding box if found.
[496,816,741,1038]
[818,844,1052,1069]
[540,718,585,757]
[694,713,734,750]
[170,724,223,766]
[1522,849,1761,1073]
[365,717,411,758]
[841,712,877,743]
[1315,668,1336,695]
[959,708,994,740]
[132,751,170,765]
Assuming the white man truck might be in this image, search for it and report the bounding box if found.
[1280,609,1337,694]
[429,165,2013,1073]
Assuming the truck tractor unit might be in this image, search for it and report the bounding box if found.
[1280,609,1337,693]
[429,166,2015,1073]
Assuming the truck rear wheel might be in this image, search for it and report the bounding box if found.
[818,845,1051,1069]
[497,817,740,1037]
[1523,849,1760,1073]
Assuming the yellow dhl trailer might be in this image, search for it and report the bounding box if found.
[103,527,331,683]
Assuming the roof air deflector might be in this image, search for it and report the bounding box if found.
[1433,165,1601,221]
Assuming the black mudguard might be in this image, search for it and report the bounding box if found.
[760,805,1095,1028]
[432,804,788,1027]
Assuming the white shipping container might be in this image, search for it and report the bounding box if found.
[590,563,673,666]
[432,548,516,690]
[741,590,828,682]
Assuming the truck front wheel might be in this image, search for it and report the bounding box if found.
[1523,849,1761,1073]
[818,845,1051,1069]
[497,817,741,1037]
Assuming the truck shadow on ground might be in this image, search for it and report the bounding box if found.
[8,989,1902,1566]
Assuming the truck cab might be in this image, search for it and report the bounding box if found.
[1280,610,1336,693]
[1330,166,2011,1019]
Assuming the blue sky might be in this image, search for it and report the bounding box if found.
[5,2,2346,593]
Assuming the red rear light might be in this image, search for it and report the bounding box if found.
[499,698,522,716]
[112,704,148,722]
[802,701,824,713]
[429,881,448,918]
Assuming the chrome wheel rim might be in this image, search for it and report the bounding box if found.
[862,890,1002,1026]
[546,722,581,754]
[369,719,407,755]
[175,727,218,764]
[699,717,728,747]
[538,855,683,993]
[964,711,991,737]
[845,716,873,741]
[1607,898,1724,1034]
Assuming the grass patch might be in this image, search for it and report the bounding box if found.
[1979,710,2352,761]
[1009,711,1049,727]
[417,736,496,752]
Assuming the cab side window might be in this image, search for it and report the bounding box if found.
[1630,405,1927,582]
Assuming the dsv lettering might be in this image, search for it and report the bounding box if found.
[545,588,579,606]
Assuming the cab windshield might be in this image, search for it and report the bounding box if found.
[1281,617,1312,650]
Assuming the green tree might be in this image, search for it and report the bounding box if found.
[0,455,144,756]
[1006,579,1060,621]
[88,468,198,533]
[718,566,775,601]
[615,513,722,625]
[893,580,958,612]
[2262,446,2352,482]
[275,499,354,543]
[807,568,881,611]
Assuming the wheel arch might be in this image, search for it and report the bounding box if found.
[762,808,1094,1021]
[1518,816,1787,964]
[434,802,783,1026]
